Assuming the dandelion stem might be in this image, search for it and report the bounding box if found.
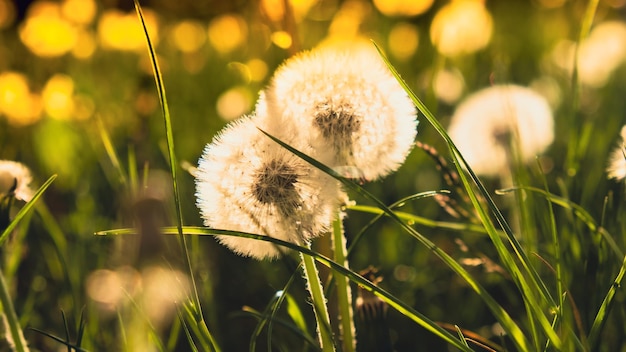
[300,249,335,352]
[0,272,28,352]
[332,214,355,352]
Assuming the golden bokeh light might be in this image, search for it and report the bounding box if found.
[61,0,97,25]
[42,74,75,120]
[433,68,465,104]
[72,29,97,59]
[388,22,419,60]
[0,72,42,126]
[247,58,269,82]
[430,0,493,57]
[271,31,293,49]
[98,9,159,51]
[19,1,78,57]
[216,86,253,121]
[171,20,206,53]
[207,14,247,54]
[373,0,434,17]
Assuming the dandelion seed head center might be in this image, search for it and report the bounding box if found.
[313,102,362,144]
[252,159,299,205]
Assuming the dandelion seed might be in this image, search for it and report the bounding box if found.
[262,45,418,181]
[447,85,554,177]
[194,115,340,260]
[0,160,34,202]
[607,125,626,181]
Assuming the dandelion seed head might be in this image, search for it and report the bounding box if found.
[264,45,418,180]
[195,115,341,260]
[607,125,626,181]
[448,85,554,176]
[0,160,33,202]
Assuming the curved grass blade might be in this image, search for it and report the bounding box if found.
[588,253,626,349]
[28,327,89,352]
[96,226,474,352]
[0,174,56,247]
[132,2,215,350]
[372,43,565,349]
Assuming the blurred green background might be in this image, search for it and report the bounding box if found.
[1,0,626,350]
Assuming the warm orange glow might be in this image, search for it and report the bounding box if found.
[19,1,78,57]
[207,14,247,54]
[271,31,293,49]
[0,0,16,29]
[261,0,285,22]
[72,29,97,59]
[172,20,206,53]
[247,58,269,82]
[388,22,419,60]
[327,0,370,41]
[98,9,159,51]
[0,72,41,126]
[430,0,493,57]
[373,0,434,17]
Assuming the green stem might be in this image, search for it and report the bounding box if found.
[332,215,355,352]
[0,272,28,352]
[300,249,335,352]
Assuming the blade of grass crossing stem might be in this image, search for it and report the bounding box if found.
[588,254,626,349]
[0,174,56,247]
[373,44,563,347]
[257,130,529,351]
[97,226,474,352]
[133,2,216,350]
[300,249,335,352]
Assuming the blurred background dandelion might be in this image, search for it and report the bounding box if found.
[1,0,626,350]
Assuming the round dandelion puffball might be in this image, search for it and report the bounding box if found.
[194,115,341,260]
[448,85,554,177]
[0,160,34,202]
[607,125,626,181]
[263,45,418,181]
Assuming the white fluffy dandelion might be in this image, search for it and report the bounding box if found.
[0,160,34,202]
[195,115,341,260]
[607,125,626,181]
[262,45,418,181]
[448,85,554,177]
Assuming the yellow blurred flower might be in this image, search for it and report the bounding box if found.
[327,0,370,41]
[19,1,78,57]
[171,20,206,53]
[388,22,419,60]
[0,72,41,126]
[98,9,159,51]
[42,74,75,120]
[61,0,97,25]
[216,86,254,121]
[373,0,433,17]
[430,0,493,57]
[72,28,97,59]
[207,14,247,54]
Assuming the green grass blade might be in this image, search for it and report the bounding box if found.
[372,42,565,348]
[132,2,214,350]
[0,174,57,247]
[588,253,626,349]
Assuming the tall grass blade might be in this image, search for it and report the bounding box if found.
[132,2,216,351]
[588,254,626,349]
